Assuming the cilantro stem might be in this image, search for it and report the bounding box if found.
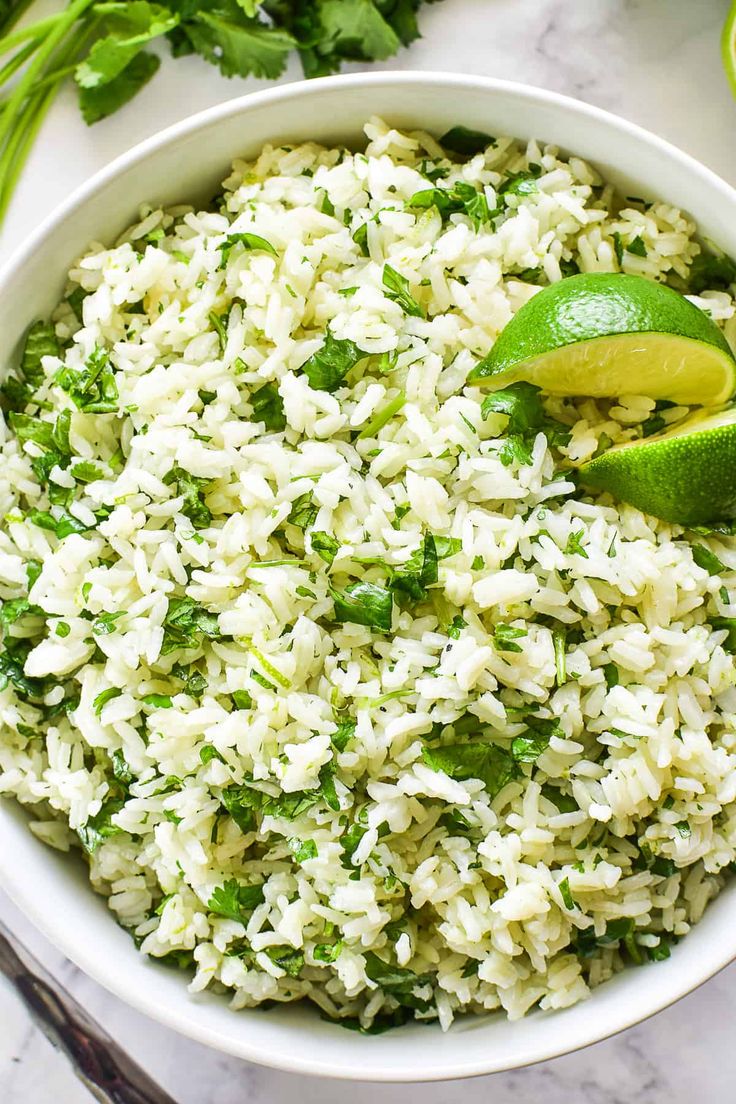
[0,0,96,215]
[357,391,406,439]
[0,0,96,210]
[0,38,37,87]
[0,82,56,223]
[553,629,567,686]
[0,11,66,56]
[0,0,36,36]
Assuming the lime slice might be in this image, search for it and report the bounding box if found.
[723,1,736,98]
[468,273,736,405]
[580,406,736,525]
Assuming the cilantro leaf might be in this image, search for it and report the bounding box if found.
[76,2,179,89]
[56,347,118,414]
[79,50,160,124]
[288,490,318,530]
[626,235,647,257]
[480,381,545,433]
[382,264,425,318]
[331,719,356,751]
[451,180,491,228]
[712,616,736,652]
[93,687,122,716]
[78,795,127,854]
[434,536,462,560]
[289,837,318,862]
[363,951,431,1011]
[692,543,727,575]
[421,741,518,797]
[250,381,286,431]
[218,231,277,267]
[440,126,494,155]
[564,528,588,558]
[71,460,106,484]
[9,412,56,452]
[264,0,401,78]
[163,465,212,529]
[498,164,542,198]
[301,330,365,391]
[408,181,490,229]
[29,508,94,539]
[0,648,48,702]
[267,946,304,976]
[390,533,438,603]
[511,716,562,763]
[310,530,340,564]
[446,613,466,639]
[688,250,736,294]
[330,581,393,632]
[492,622,526,653]
[22,320,59,388]
[221,782,323,829]
[161,597,223,654]
[141,692,173,708]
[0,598,42,629]
[208,877,265,923]
[183,2,295,80]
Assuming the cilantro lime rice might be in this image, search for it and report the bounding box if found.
[2,117,736,1030]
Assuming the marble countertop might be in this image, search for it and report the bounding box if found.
[2,0,736,1099]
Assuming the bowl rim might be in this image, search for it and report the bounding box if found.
[3,69,736,1081]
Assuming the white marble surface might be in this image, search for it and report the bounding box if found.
[2,0,736,1099]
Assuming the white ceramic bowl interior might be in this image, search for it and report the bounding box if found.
[2,73,736,1082]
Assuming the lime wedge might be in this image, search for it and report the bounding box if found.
[723,1,736,98]
[580,406,736,525]
[468,273,736,406]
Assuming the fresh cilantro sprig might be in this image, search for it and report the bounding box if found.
[0,0,441,227]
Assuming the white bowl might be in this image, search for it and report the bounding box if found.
[2,72,736,1082]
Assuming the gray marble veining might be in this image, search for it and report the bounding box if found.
[2,0,736,1100]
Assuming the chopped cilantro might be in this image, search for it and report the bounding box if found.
[93,686,122,716]
[218,232,277,267]
[77,795,126,853]
[199,745,224,765]
[421,741,517,797]
[688,249,736,294]
[558,877,575,910]
[163,465,212,530]
[331,581,393,632]
[301,330,365,392]
[357,391,406,438]
[382,264,425,318]
[141,693,173,708]
[492,622,527,654]
[564,528,588,558]
[626,235,647,257]
[446,614,467,639]
[267,947,304,977]
[331,719,356,751]
[310,530,340,564]
[208,878,265,923]
[250,381,286,432]
[440,126,494,155]
[231,689,253,710]
[553,628,567,685]
[692,543,727,576]
[56,346,118,413]
[289,837,318,862]
[363,951,431,1012]
[92,611,125,636]
[161,597,223,655]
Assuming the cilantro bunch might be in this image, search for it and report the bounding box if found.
[0,0,441,226]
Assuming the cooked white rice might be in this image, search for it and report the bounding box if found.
[1,117,736,1030]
